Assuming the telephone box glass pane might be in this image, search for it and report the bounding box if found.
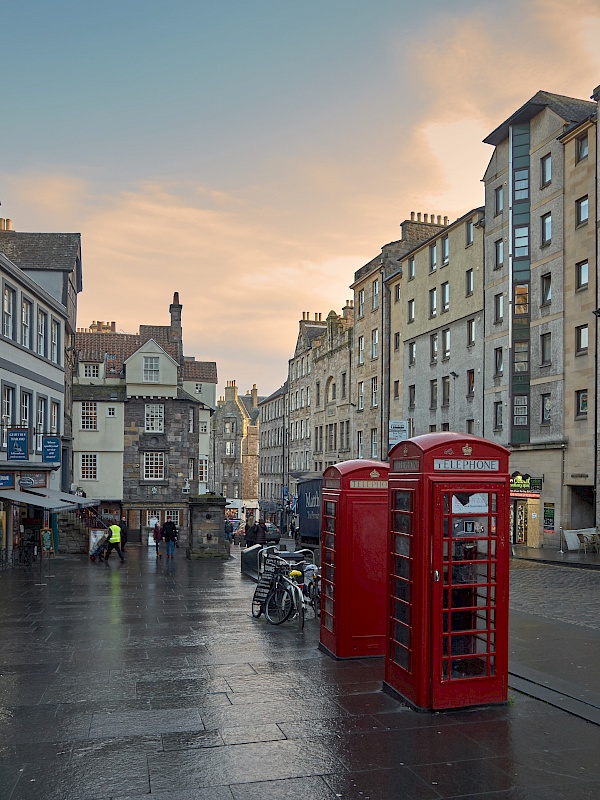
[394,491,411,512]
[390,489,415,674]
[395,534,410,556]
[394,513,411,534]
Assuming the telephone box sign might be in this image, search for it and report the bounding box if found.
[393,459,420,471]
[349,480,388,489]
[434,458,499,471]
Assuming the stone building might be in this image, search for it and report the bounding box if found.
[389,208,485,439]
[212,381,263,524]
[482,90,597,544]
[310,305,354,471]
[73,294,217,544]
[258,381,286,527]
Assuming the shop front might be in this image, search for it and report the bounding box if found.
[509,473,542,546]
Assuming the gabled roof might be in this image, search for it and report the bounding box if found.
[75,331,180,373]
[123,338,179,368]
[240,394,264,424]
[183,359,218,383]
[0,231,81,271]
[484,91,596,146]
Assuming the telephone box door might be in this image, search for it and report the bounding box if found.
[431,483,509,709]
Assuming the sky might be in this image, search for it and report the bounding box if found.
[2,0,600,399]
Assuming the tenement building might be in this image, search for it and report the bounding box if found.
[482,90,597,545]
[389,208,485,439]
[258,381,286,528]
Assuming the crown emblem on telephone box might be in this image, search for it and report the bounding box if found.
[370,470,380,478]
[462,444,473,456]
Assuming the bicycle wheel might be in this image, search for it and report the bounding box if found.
[265,586,293,625]
[251,587,263,618]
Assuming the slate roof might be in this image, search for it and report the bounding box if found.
[73,385,127,402]
[0,231,81,271]
[240,394,264,425]
[183,360,218,383]
[484,91,596,146]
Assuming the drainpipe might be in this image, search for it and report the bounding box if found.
[380,263,387,461]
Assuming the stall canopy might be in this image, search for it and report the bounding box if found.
[25,488,100,509]
[0,488,78,512]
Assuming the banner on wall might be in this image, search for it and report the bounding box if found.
[7,430,29,461]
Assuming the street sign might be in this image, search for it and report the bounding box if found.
[389,420,409,449]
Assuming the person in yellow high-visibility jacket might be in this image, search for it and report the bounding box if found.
[105,524,125,563]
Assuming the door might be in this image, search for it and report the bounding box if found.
[431,484,508,709]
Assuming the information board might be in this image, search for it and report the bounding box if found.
[40,528,54,554]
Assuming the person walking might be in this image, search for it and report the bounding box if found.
[105,523,125,563]
[244,517,257,548]
[162,519,177,558]
[224,519,233,544]
[153,522,163,557]
[119,517,129,553]
[255,519,267,547]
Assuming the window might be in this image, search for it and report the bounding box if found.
[371,376,378,407]
[37,309,47,356]
[494,186,503,215]
[495,239,504,269]
[394,380,399,399]
[81,453,98,480]
[442,376,450,407]
[408,257,415,280]
[429,243,437,272]
[358,288,365,317]
[3,286,15,339]
[106,406,116,418]
[21,392,31,429]
[81,402,98,430]
[51,401,60,434]
[576,260,589,290]
[430,379,438,409]
[430,333,438,363]
[370,428,378,459]
[143,356,160,382]
[357,430,363,459]
[307,387,311,406]
[144,404,164,433]
[441,235,449,266]
[467,370,474,396]
[429,424,437,433]
[494,347,503,376]
[514,342,529,373]
[576,389,588,417]
[84,364,99,378]
[165,510,181,526]
[494,293,504,323]
[341,372,347,399]
[316,382,321,406]
[513,396,528,426]
[466,419,475,434]
[36,397,46,449]
[357,381,364,410]
[576,196,589,226]
[541,273,552,306]
[144,451,165,480]
[541,393,551,424]
[394,283,400,303]
[514,169,529,200]
[441,282,449,312]
[372,279,379,310]
[494,401,503,430]
[441,422,450,432]
[465,270,473,297]
[407,299,415,323]
[576,133,588,162]
[540,332,551,366]
[408,341,416,365]
[514,284,529,315]
[21,300,32,348]
[466,218,474,246]
[541,213,552,246]
[514,226,529,257]
[195,383,203,394]
[429,288,437,318]
[394,331,400,351]
[541,153,552,187]
[467,318,475,346]
[371,328,379,359]
[50,320,60,364]
[576,324,589,354]
[408,384,415,409]
[442,329,450,359]
[198,457,208,482]
[2,385,15,446]
[358,336,364,365]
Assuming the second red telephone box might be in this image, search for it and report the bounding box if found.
[385,433,510,710]
[320,459,390,659]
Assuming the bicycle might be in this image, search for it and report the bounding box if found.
[264,565,307,630]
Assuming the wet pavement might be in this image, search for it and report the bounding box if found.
[1,547,600,799]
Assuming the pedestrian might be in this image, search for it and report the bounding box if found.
[162,519,177,558]
[244,517,257,548]
[119,517,129,553]
[105,523,125,563]
[224,519,233,543]
[256,519,267,547]
[153,522,163,557]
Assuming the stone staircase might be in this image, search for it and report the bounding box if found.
[57,511,108,554]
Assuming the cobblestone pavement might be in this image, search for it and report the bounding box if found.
[1,548,600,800]
[510,559,600,631]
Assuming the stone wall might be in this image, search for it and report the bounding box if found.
[187,495,229,559]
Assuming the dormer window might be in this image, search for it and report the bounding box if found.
[84,364,100,378]
[143,356,160,382]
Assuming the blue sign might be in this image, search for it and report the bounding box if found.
[7,429,29,461]
[0,473,14,488]
[42,436,61,463]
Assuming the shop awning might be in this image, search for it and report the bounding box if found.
[25,489,100,509]
[0,488,78,512]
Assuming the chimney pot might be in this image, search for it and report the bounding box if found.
[444,216,449,225]
[424,213,428,223]
[5,219,12,231]
[0,219,4,230]
[437,215,441,224]
[417,212,422,222]
[410,211,415,221]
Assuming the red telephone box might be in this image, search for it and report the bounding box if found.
[385,433,510,710]
[320,459,390,659]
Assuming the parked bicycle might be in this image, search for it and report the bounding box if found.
[264,566,306,630]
